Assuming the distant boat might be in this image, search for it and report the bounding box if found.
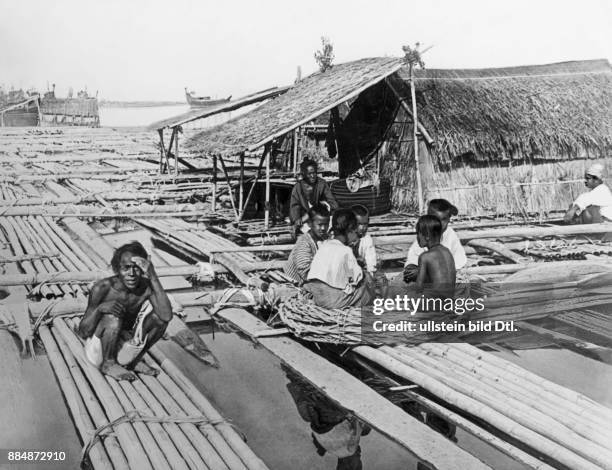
[185,88,231,107]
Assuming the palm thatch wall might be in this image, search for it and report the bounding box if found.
[387,59,612,215]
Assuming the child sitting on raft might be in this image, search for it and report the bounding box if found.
[415,215,456,300]
[351,204,388,297]
[303,209,375,309]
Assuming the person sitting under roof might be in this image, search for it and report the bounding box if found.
[284,203,331,286]
[78,242,172,381]
[352,204,388,297]
[403,199,467,283]
[290,158,338,240]
[563,163,612,224]
[303,209,375,309]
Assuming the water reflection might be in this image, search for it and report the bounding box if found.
[284,364,368,470]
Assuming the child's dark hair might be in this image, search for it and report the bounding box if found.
[416,215,442,242]
[300,158,318,174]
[428,199,458,217]
[351,204,369,218]
[308,202,331,220]
[331,208,357,237]
[111,241,148,273]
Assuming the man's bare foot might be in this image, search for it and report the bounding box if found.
[101,361,137,381]
[130,361,159,376]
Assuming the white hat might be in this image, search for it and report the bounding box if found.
[586,163,604,179]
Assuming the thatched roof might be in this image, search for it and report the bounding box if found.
[187,57,404,154]
[399,59,612,161]
[148,86,291,131]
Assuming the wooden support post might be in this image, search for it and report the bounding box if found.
[239,152,245,213]
[292,128,299,176]
[218,154,240,221]
[409,65,424,214]
[264,146,271,229]
[238,150,267,223]
[174,127,179,176]
[158,129,165,173]
[212,154,217,212]
[35,99,43,126]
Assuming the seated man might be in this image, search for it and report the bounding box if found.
[78,241,172,381]
[289,158,338,240]
[304,209,374,309]
[284,203,331,285]
[403,199,466,283]
[564,163,612,224]
[415,215,456,300]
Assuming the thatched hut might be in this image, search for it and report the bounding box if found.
[385,59,612,215]
[187,57,612,222]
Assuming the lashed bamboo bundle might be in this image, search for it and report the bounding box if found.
[355,344,611,470]
[43,316,269,470]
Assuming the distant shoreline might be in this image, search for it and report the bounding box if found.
[99,100,185,108]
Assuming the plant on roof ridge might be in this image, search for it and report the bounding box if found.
[314,36,335,72]
[402,42,425,69]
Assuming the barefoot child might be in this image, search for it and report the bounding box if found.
[415,215,456,300]
[78,241,172,381]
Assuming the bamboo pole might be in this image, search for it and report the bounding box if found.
[238,150,267,223]
[218,155,240,221]
[354,346,602,470]
[409,65,424,214]
[61,217,111,268]
[212,154,218,213]
[47,325,129,469]
[39,216,100,270]
[0,203,212,218]
[398,345,609,450]
[467,238,528,263]
[39,326,115,470]
[11,217,66,297]
[418,343,612,433]
[106,378,172,470]
[382,346,612,468]
[158,129,165,173]
[116,383,194,470]
[0,252,60,263]
[239,153,244,212]
[145,361,244,470]
[0,218,56,298]
[174,129,180,176]
[149,347,269,470]
[264,149,270,229]
[131,379,209,470]
[450,343,612,423]
[53,319,154,470]
[137,372,228,470]
[351,355,556,470]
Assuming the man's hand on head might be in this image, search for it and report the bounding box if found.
[132,256,153,278]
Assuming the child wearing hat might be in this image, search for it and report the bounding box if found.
[564,163,612,224]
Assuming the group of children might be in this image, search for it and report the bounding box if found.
[284,195,467,308]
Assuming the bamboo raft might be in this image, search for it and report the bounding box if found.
[40,317,268,470]
[1,127,612,469]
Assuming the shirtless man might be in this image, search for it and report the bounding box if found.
[78,242,172,381]
[415,215,456,300]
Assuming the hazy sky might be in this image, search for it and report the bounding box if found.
[1,0,610,101]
